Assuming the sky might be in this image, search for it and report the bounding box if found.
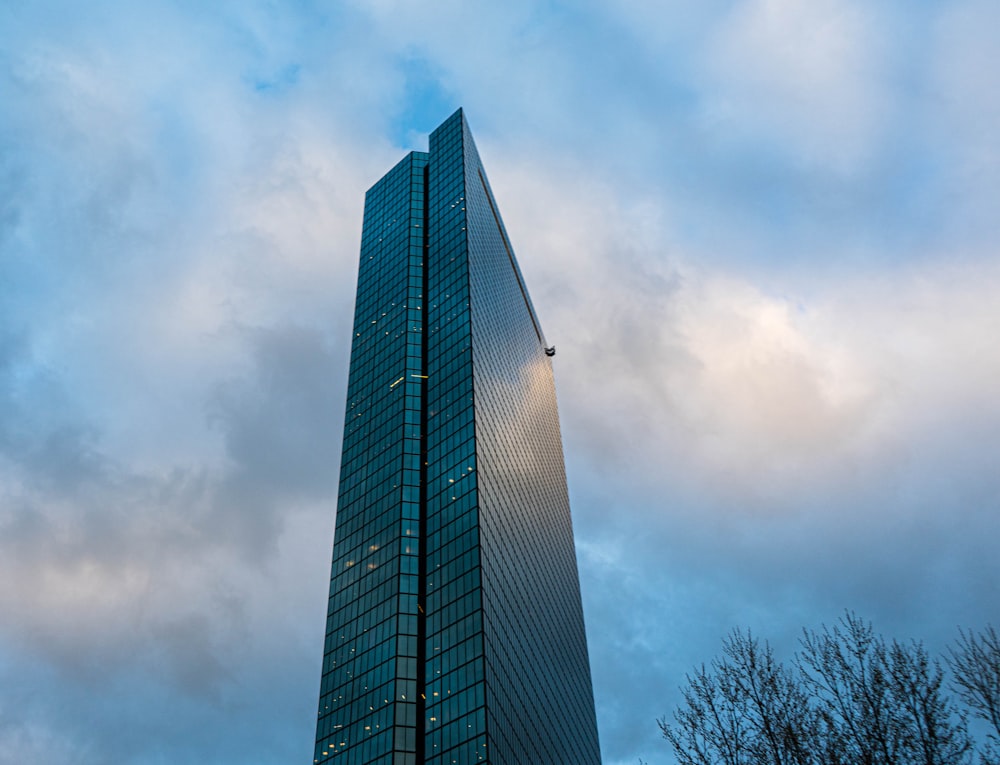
[1,1,999,763]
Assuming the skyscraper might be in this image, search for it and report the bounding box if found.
[313,109,600,765]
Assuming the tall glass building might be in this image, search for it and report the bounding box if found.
[313,109,601,765]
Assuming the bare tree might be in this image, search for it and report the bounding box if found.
[660,630,819,765]
[662,614,974,765]
[886,637,972,765]
[949,626,1000,765]
[798,613,971,765]
[660,655,751,765]
[798,613,898,764]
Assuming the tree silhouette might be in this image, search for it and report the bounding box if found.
[949,626,1000,765]
[661,613,991,765]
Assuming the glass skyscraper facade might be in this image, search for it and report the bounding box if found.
[313,110,601,765]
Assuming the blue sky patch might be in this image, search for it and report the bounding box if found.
[389,55,457,150]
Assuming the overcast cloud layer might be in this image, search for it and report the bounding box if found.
[2,2,999,764]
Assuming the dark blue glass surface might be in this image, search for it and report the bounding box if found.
[314,110,600,765]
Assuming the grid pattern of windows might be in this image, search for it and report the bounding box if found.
[423,112,488,765]
[314,109,600,765]
[459,116,601,765]
[315,151,428,765]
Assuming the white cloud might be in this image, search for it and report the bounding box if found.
[493,152,1000,519]
[927,0,1000,244]
[702,0,889,173]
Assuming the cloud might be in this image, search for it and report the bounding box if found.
[0,6,364,754]
[703,0,889,172]
[0,321,339,763]
[542,191,1000,519]
[489,156,1000,760]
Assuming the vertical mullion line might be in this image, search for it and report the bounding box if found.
[461,117,489,765]
[416,160,430,763]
